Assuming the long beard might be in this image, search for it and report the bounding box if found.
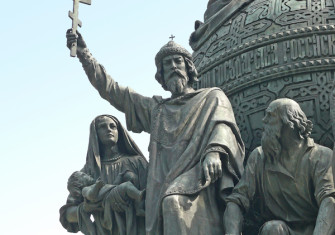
[261,124,282,161]
[166,69,188,95]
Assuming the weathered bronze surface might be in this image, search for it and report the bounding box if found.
[60,1,335,234]
[224,98,335,235]
[59,115,148,235]
[191,0,335,157]
[64,29,245,234]
[68,0,91,57]
[204,0,233,21]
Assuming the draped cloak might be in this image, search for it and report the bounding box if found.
[144,88,245,234]
[59,115,148,235]
[227,141,335,235]
[77,56,245,234]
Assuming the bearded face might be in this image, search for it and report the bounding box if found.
[165,69,189,95]
[261,105,283,161]
[162,54,189,96]
[261,122,282,161]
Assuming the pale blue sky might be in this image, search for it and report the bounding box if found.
[0,1,208,234]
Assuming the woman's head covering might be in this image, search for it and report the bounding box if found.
[84,115,146,179]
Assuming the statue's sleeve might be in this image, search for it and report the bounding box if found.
[312,148,335,206]
[129,156,148,190]
[77,48,157,133]
[59,195,80,233]
[200,89,245,194]
[203,122,244,176]
[225,148,260,212]
[201,123,242,198]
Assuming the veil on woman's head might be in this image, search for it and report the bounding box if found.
[85,115,146,179]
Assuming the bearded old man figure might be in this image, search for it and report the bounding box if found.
[66,30,245,235]
[223,98,335,235]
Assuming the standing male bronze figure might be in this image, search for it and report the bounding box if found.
[224,98,335,235]
[66,31,244,235]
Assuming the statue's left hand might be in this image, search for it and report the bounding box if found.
[202,152,222,183]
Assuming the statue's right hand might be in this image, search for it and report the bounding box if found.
[66,29,87,50]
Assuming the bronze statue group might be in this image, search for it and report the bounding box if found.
[60,30,335,235]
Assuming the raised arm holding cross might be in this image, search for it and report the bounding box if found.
[64,11,244,234]
[68,0,91,57]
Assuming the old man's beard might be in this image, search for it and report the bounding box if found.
[166,69,188,95]
[261,124,282,161]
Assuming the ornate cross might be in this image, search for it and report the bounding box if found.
[169,34,175,41]
[68,0,92,57]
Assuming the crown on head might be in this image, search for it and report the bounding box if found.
[155,41,193,66]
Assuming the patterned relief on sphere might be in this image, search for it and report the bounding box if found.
[244,0,271,25]
[204,13,272,59]
[275,0,335,26]
[230,72,334,158]
[192,0,335,158]
[193,0,335,71]
[282,72,334,147]
[195,28,335,95]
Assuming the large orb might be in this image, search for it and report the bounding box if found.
[191,0,335,158]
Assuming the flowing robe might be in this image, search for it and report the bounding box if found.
[79,52,245,234]
[60,115,148,235]
[60,155,147,235]
[226,139,335,235]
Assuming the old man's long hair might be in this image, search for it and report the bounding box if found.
[262,98,313,162]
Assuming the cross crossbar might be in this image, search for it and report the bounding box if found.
[69,0,92,57]
[79,0,91,5]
